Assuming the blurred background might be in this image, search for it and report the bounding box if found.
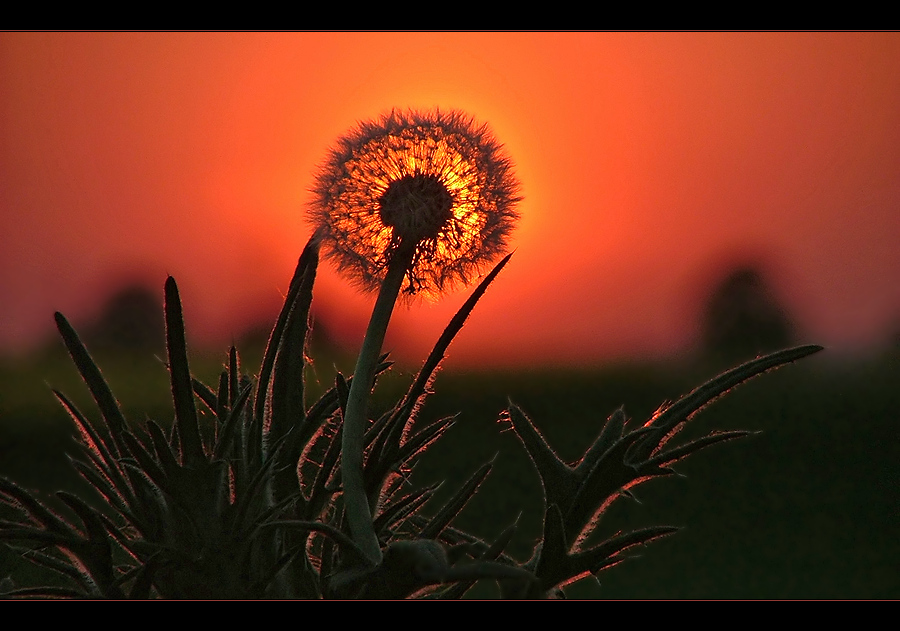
[1,32,897,598]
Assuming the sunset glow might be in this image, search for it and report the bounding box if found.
[1,32,898,367]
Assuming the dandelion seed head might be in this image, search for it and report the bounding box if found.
[310,108,521,299]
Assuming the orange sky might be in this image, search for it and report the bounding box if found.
[1,32,899,368]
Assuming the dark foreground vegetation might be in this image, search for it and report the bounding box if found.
[1,340,896,598]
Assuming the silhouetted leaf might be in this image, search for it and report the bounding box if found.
[628,345,822,462]
[254,240,319,444]
[54,312,129,457]
[647,430,754,468]
[397,253,513,441]
[374,483,441,536]
[579,407,627,475]
[191,377,219,419]
[419,460,492,540]
[53,390,132,502]
[164,277,204,468]
[213,382,254,461]
[270,241,317,461]
[506,403,577,513]
[146,420,180,479]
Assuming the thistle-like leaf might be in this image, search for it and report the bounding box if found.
[646,430,755,468]
[191,377,219,421]
[214,370,229,431]
[261,519,370,569]
[286,372,345,516]
[334,371,350,417]
[373,483,441,536]
[164,276,205,468]
[3,544,87,589]
[303,416,344,520]
[54,312,129,457]
[55,491,121,597]
[397,253,513,443]
[145,420,180,480]
[0,478,74,537]
[66,456,132,523]
[306,385,340,421]
[365,409,408,491]
[439,516,521,599]
[418,460,492,540]
[536,504,568,576]
[578,407,627,475]
[628,345,822,463]
[565,425,661,548]
[213,381,254,461]
[228,345,240,408]
[395,415,457,469]
[232,441,287,535]
[506,404,579,514]
[570,526,679,580]
[1,585,86,599]
[254,239,319,450]
[120,432,168,490]
[118,460,169,539]
[53,390,133,505]
[407,518,521,568]
[269,241,317,465]
[533,502,677,595]
[366,414,457,505]
[0,483,124,598]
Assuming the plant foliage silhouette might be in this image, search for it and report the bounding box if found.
[0,109,821,598]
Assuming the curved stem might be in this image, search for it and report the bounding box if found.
[342,248,412,566]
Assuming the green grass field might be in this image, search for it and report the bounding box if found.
[1,344,897,598]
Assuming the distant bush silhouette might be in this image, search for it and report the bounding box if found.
[85,284,164,353]
[701,266,794,363]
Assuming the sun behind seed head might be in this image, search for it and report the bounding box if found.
[309,108,522,300]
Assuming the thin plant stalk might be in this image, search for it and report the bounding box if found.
[342,245,415,566]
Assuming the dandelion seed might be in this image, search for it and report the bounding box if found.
[310,108,521,299]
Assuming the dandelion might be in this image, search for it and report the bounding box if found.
[310,108,521,299]
[309,109,521,566]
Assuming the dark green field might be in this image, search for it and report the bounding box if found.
[1,343,897,599]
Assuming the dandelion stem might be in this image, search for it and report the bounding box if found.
[342,245,414,566]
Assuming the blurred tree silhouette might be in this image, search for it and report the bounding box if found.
[85,284,164,354]
[701,266,794,364]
